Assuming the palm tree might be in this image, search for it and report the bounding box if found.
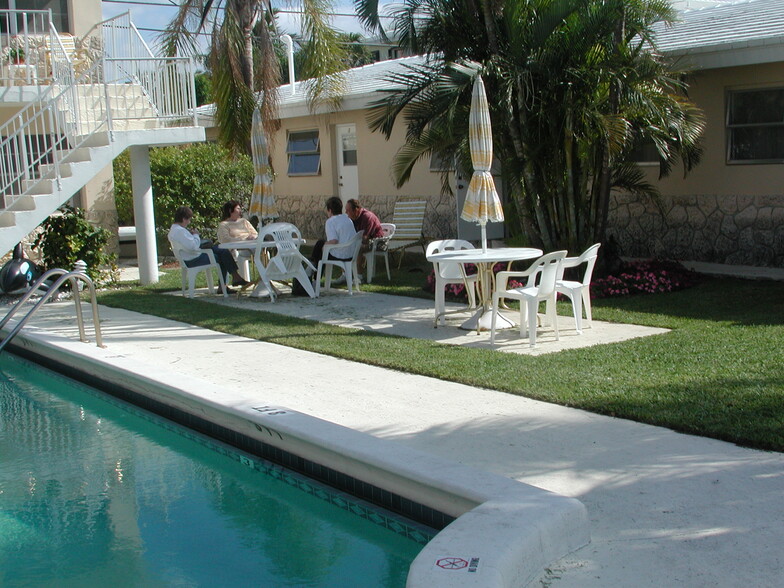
[284,32,375,83]
[357,0,705,252]
[161,0,348,153]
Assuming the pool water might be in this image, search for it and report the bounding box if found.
[0,354,431,587]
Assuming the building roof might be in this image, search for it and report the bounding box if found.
[654,0,784,68]
[195,0,783,124]
[277,55,431,118]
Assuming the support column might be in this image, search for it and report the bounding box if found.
[130,145,159,284]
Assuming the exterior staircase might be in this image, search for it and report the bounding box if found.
[0,10,204,258]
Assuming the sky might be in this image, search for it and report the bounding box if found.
[101,0,389,52]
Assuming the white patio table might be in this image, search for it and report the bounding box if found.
[219,238,307,298]
[426,246,543,332]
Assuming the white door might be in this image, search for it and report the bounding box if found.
[336,124,359,201]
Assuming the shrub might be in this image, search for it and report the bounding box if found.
[32,205,117,287]
[113,143,254,241]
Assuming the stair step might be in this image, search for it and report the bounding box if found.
[37,162,75,180]
[55,146,94,163]
[4,194,37,211]
[0,212,17,228]
[73,132,110,148]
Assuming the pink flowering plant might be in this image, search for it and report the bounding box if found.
[425,258,699,301]
[590,260,701,298]
[424,262,525,302]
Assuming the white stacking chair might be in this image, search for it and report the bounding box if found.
[253,222,315,302]
[365,223,396,284]
[316,231,364,296]
[426,239,478,326]
[169,239,228,299]
[549,243,601,333]
[232,249,253,281]
[490,250,567,348]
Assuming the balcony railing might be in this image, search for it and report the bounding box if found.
[0,10,197,208]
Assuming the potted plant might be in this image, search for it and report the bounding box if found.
[8,47,24,64]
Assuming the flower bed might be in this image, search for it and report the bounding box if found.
[590,260,701,298]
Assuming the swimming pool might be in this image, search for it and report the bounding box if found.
[0,353,432,586]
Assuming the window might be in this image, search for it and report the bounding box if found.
[629,140,659,165]
[340,131,357,165]
[429,151,453,171]
[287,130,320,175]
[2,0,70,33]
[727,87,784,163]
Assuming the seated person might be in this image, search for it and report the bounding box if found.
[168,206,250,291]
[218,200,258,243]
[346,198,384,271]
[346,198,384,244]
[309,196,357,271]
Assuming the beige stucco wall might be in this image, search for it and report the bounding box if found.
[270,109,455,241]
[642,62,784,196]
[609,62,784,267]
[68,0,102,36]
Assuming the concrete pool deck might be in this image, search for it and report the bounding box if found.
[9,287,784,587]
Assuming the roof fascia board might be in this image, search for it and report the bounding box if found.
[664,35,784,69]
[278,91,381,119]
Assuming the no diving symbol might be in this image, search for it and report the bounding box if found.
[436,557,468,570]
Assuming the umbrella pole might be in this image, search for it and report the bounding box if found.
[480,221,488,252]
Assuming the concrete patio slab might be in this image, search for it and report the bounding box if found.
[189,286,669,355]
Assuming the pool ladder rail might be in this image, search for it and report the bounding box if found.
[0,267,105,353]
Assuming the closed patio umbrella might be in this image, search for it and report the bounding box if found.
[249,107,278,224]
[461,75,504,252]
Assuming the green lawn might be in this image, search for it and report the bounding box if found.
[98,258,784,452]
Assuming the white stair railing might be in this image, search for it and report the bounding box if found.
[0,10,197,211]
[0,9,55,85]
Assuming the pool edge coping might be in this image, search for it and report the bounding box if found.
[8,324,590,587]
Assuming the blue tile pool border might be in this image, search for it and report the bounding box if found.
[10,347,452,534]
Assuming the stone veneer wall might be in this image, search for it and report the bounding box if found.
[274,193,458,243]
[608,193,784,267]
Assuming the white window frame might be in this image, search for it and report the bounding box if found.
[287,129,321,176]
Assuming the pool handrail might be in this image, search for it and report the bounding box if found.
[0,267,104,352]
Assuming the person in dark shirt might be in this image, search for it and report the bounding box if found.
[346,199,383,242]
[345,199,385,274]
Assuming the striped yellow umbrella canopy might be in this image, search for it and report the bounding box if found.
[249,107,278,223]
[460,75,504,252]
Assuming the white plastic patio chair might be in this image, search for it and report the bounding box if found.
[426,239,478,326]
[547,243,601,333]
[169,239,228,299]
[232,249,253,281]
[490,250,567,348]
[253,222,315,302]
[365,223,396,284]
[316,231,364,296]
